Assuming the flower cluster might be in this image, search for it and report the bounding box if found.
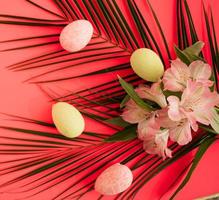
[122,59,219,159]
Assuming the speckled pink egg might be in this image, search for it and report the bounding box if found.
[59,20,93,52]
[95,163,133,195]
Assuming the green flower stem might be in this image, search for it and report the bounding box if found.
[200,125,218,135]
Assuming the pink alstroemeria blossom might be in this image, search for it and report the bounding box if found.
[121,99,148,124]
[122,82,172,158]
[136,82,167,108]
[167,81,219,144]
[143,129,172,159]
[137,112,160,140]
[168,119,193,145]
[157,108,193,145]
[163,59,213,92]
[121,82,167,125]
[134,110,172,159]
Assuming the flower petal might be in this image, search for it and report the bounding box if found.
[182,81,219,125]
[169,119,192,145]
[167,96,184,121]
[189,60,213,87]
[136,82,167,108]
[163,59,190,92]
[210,109,219,133]
[157,108,175,128]
[137,114,160,140]
[143,129,172,159]
[121,100,148,124]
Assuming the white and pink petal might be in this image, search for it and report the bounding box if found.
[136,82,167,108]
[143,129,172,159]
[137,114,160,140]
[169,119,192,145]
[163,59,190,92]
[167,96,184,121]
[210,109,219,133]
[121,100,148,124]
[189,60,213,87]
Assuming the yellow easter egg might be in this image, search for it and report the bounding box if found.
[130,48,164,82]
[52,102,85,138]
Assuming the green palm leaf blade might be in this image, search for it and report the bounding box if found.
[203,5,219,91]
[26,0,66,20]
[182,0,199,43]
[0,0,171,85]
[0,115,215,200]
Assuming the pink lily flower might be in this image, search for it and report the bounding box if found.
[137,111,173,158]
[157,108,193,145]
[167,81,219,144]
[121,82,167,124]
[122,82,172,158]
[163,59,213,92]
[136,82,167,108]
[143,129,172,159]
[121,99,149,124]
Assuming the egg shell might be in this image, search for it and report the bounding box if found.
[52,102,85,138]
[95,163,133,195]
[130,48,164,82]
[59,20,93,52]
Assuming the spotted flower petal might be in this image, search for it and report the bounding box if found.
[189,60,213,87]
[163,59,213,92]
[136,82,167,108]
[167,96,183,121]
[169,119,193,145]
[181,80,219,125]
[157,109,194,145]
[137,113,160,140]
[210,109,219,133]
[143,129,172,159]
[121,100,148,124]
[163,59,190,92]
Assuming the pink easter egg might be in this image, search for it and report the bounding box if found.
[95,163,133,195]
[59,20,93,52]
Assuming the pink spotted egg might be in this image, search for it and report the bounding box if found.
[59,20,93,52]
[95,163,133,195]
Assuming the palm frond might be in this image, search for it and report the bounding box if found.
[1,0,171,84]
[203,4,219,91]
[26,0,65,19]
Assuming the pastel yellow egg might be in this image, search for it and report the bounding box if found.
[95,163,133,195]
[52,102,85,138]
[59,20,93,52]
[130,48,164,82]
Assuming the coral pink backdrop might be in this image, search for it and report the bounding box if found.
[0,0,219,199]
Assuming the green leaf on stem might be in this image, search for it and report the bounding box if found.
[104,125,137,142]
[174,46,191,65]
[120,95,130,108]
[183,41,204,57]
[104,117,130,128]
[175,42,204,65]
[118,76,154,111]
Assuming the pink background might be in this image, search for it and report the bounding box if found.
[0,0,219,199]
